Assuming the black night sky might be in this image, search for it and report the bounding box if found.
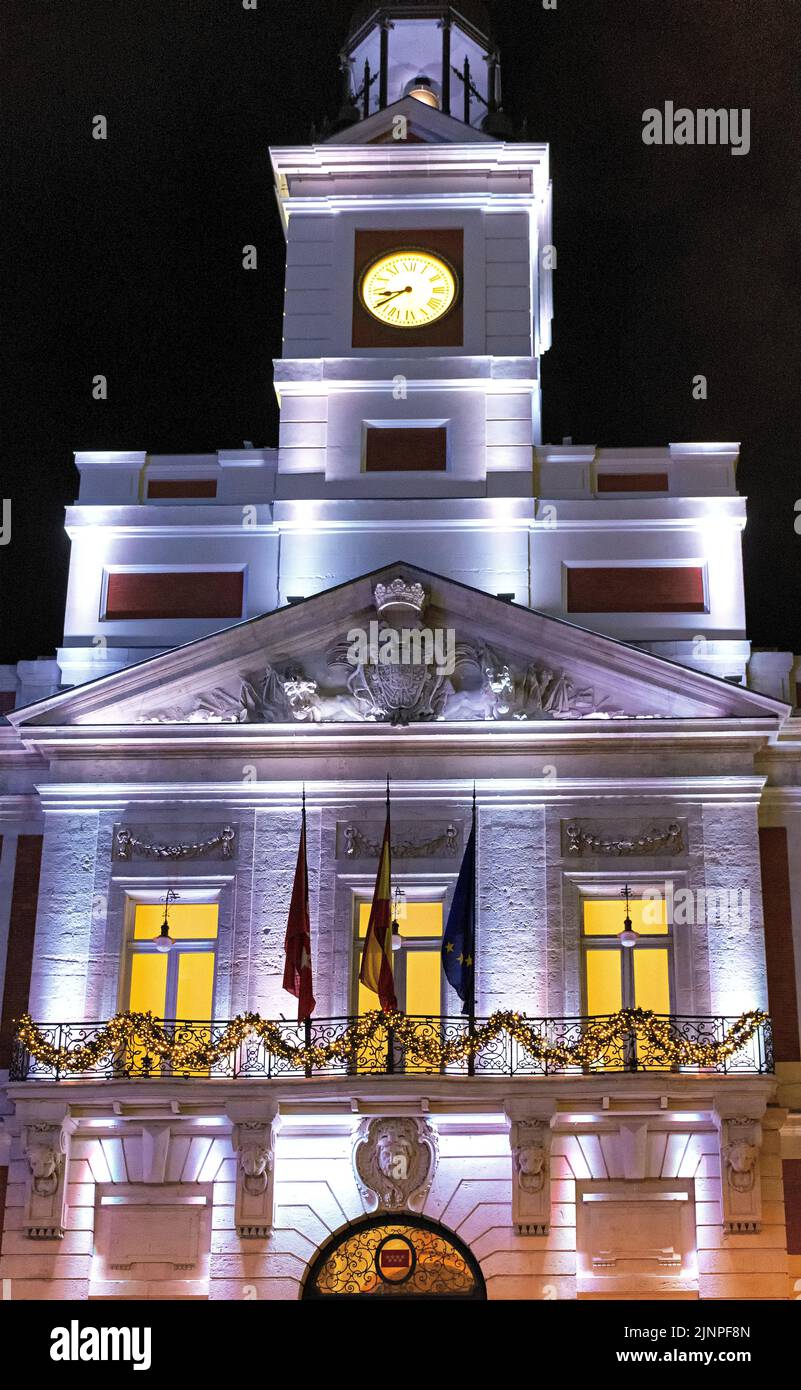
[2,0,800,664]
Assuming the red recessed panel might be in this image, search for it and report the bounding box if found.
[146,478,218,499]
[783,1159,801,1254]
[365,427,447,472]
[759,826,801,1062]
[0,835,43,1069]
[105,571,244,620]
[566,566,705,614]
[0,691,16,715]
[597,473,669,493]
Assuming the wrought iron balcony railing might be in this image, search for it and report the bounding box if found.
[10,1011,773,1081]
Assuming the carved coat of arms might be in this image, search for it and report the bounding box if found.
[352,1116,438,1213]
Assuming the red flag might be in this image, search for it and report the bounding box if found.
[283,799,315,1021]
[359,791,398,1013]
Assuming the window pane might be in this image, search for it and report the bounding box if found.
[406,950,441,1017]
[358,901,442,938]
[585,949,622,1015]
[583,898,667,936]
[633,948,671,1014]
[127,953,169,1075]
[175,951,216,1021]
[129,952,168,1015]
[133,903,219,940]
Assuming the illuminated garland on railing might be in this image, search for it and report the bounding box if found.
[15,1008,768,1074]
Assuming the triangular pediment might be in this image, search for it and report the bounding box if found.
[325,96,496,146]
[11,564,788,730]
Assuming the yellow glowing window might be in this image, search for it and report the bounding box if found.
[126,901,219,1075]
[127,903,219,1021]
[582,898,668,936]
[357,901,442,939]
[581,896,672,1017]
[355,900,444,1072]
[357,901,443,1014]
[633,948,671,1015]
[585,948,623,1016]
[133,903,219,940]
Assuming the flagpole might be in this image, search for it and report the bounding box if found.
[467,782,477,1076]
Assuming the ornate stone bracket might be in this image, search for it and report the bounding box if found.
[115,824,237,861]
[22,1120,73,1239]
[352,1116,438,1213]
[714,1100,765,1234]
[505,1100,557,1236]
[231,1105,280,1238]
[564,821,684,857]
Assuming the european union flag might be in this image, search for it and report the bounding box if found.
[442,799,476,1016]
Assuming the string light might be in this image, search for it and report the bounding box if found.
[15,1008,768,1076]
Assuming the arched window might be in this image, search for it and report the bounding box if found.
[302,1214,486,1300]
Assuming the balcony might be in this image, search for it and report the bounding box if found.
[10,1011,774,1081]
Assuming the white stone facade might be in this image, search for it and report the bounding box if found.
[1,1,800,1303]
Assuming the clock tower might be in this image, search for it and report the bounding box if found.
[268,1,553,596]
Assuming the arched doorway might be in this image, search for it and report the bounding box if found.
[302,1214,487,1300]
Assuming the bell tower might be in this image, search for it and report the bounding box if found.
[335,1,513,136]
[268,1,552,599]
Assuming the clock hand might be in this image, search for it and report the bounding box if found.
[375,286,413,304]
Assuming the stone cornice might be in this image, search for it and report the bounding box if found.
[5,1071,776,1127]
[32,774,767,813]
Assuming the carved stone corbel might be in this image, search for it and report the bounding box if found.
[231,1110,280,1238]
[714,1103,764,1234]
[505,1099,557,1235]
[22,1120,72,1239]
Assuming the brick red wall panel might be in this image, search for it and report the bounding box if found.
[566,566,706,614]
[784,1159,801,1254]
[759,826,801,1062]
[0,1165,6,1257]
[0,835,43,1068]
[365,427,447,472]
[146,478,217,499]
[597,473,669,493]
[105,571,244,620]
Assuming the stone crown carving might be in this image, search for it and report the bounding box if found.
[353,1116,438,1213]
[374,577,427,616]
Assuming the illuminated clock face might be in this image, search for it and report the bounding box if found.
[360,249,459,328]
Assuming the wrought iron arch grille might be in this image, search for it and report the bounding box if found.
[303,1215,486,1299]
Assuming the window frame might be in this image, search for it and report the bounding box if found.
[350,881,451,1018]
[120,891,221,1022]
[579,887,676,1017]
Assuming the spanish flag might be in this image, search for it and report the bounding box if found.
[359,783,398,1013]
